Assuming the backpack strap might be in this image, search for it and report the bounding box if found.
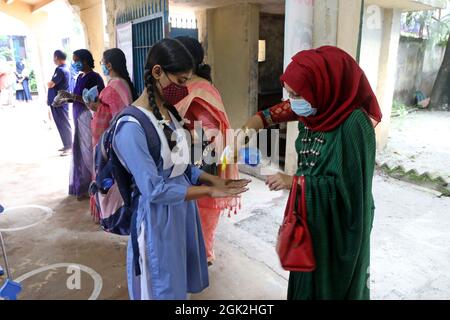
[117,106,162,168]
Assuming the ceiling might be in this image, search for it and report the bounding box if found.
[169,0,286,14]
[2,0,55,11]
[13,0,43,4]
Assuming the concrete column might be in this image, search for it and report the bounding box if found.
[375,9,402,149]
[195,8,215,76]
[337,0,363,59]
[283,0,314,175]
[206,3,259,129]
[104,0,118,48]
[313,0,338,47]
[69,0,105,69]
[359,4,384,91]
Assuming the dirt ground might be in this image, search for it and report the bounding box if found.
[1,102,449,300]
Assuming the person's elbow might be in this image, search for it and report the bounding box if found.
[147,183,188,206]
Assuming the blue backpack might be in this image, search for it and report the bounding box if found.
[90,106,193,276]
[90,106,163,277]
[90,106,162,236]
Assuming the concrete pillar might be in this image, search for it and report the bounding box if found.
[104,0,118,48]
[337,0,364,59]
[359,4,384,93]
[283,0,314,176]
[313,0,338,47]
[374,9,401,149]
[205,3,259,129]
[69,0,105,69]
[195,8,215,74]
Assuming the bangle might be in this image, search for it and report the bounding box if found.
[262,109,274,126]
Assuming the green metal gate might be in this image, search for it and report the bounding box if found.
[116,0,168,95]
[132,15,164,94]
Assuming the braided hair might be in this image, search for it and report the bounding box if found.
[144,38,195,149]
[103,48,138,100]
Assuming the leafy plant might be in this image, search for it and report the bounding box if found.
[402,7,450,47]
[392,100,410,117]
[29,70,37,93]
[0,47,13,61]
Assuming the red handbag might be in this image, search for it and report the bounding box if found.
[276,175,316,272]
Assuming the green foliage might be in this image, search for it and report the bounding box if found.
[0,47,13,61]
[403,7,450,47]
[392,101,411,117]
[431,13,450,46]
[0,35,12,61]
[29,70,37,93]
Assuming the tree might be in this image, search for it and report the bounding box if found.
[430,13,450,110]
[403,7,450,110]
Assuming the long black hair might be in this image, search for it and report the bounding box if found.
[73,49,95,69]
[103,48,138,100]
[175,36,212,82]
[144,38,194,149]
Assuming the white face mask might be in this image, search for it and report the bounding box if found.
[290,98,317,117]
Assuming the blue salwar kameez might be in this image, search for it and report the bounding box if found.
[113,107,209,300]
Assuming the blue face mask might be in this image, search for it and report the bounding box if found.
[72,61,83,73]
[101,64,110,76]
[290,98,317,117]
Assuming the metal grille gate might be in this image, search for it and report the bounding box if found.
[132,16,164,94]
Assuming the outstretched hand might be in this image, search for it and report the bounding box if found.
[209,186,249,198]
[265,173,294,191]
[209,178,252,198]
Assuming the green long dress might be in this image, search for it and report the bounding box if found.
[287,109,376,300]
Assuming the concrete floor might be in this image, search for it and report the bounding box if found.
[1,102,449,300]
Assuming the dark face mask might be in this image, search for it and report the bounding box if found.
[159,73,189,106]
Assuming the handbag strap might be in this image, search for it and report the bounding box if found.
[297,176,307,221]
[285,175,299,218]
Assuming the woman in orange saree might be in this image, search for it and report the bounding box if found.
[175,37,240,264]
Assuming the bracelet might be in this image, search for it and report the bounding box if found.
[261,109,274,126]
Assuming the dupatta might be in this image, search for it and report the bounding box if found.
[176,75,241,214]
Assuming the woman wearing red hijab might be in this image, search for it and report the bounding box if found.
[239,46,382,300]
